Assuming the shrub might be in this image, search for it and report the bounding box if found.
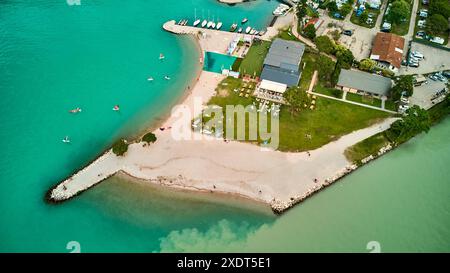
[112,139,128,156]
[142,132,157,144]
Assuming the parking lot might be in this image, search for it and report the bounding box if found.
[317,16,377,60]
[399,42,450,75]
[409,80,447,110]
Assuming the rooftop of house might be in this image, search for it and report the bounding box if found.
[336,69,392,96]
[370,32,405,69]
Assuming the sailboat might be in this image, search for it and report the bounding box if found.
[201,9,207,27]
[193,8,200,27]
[211,16,216,29]
[62,136,70,143]
[216,14,222,30]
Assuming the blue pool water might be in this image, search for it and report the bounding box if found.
[203,51,237,73]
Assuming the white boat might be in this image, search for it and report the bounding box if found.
[245,26,251,34]
[216,22,222,30]
[242,18,248,24]
[68,107,81,113]
[193,8,200,27]
[238,27,242,33]
[147,77,154,81]
[207,21,213,28]
[62,136,70,143]
[159,53,165,60]
[254,30,259,35]
[211,22,216,28]
[164,76,171,80]
[250,28,256,35]
[273,4,289,16]
[113,105,120,111]
[230,23,237,32]
[201,20,207,27]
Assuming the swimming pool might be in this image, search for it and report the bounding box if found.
[203,52,237,74]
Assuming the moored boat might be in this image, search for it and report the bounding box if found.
[245,26,251,34]
[250,28,256,35]
[237,27,242,33]
[69,107,81,113]
[242,18,248,24]
[207,21,213,28]
[216,22,222,30]
[201,20,207,27]
[230,23,237,32]
[193,19,201,27]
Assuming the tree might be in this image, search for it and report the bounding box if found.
[283,86,311,116]
[388,106,431,144]
[303,24,316,39]
[340,4,353,17]
[359,58,376,71]
[142,132,157,144]
[334,45,354,69]
[317,55,336,85]
[314,35,335,54]
[429,0,450,20]
[390,75,413,101]
[112,139,129,156]
[327,1,339,13]
[360,10,369,23]
[427,14,449,35]
[387,0,411,24]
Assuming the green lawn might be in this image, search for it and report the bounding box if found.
[346,92,382,108]
[344,132,391,163]
[239,40,271,76]
[203,77,391,152]
[298,52,319,91]
[277,28,301,42]
[314,84,344,99]
[350,8,380,29]
[384,100,398,111]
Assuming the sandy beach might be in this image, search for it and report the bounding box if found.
[48,19,397,213]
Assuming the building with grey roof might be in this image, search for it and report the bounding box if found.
[260,38,305,87]
[336,69,392,97]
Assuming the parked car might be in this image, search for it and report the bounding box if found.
[429,74,439,81]
[430,36,445,44]
[366,18,373,24]
[400,97,410,104]
[422,0,429,5]
[411,51,424,59]
[442,71,450,78]
[342,29,353,36]
[409,62,419,68]
[381,22,391,32]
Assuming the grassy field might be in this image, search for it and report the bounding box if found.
[350,8,380,29]
[346,92,383,108]
[239,40,271,76]
[344,132,391,163]
[384,99,398,111]
[277,28,301,42]
[204,77,391,152]
[298,52,319,91]
[314,84,344,98]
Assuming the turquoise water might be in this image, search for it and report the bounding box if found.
[203,52,237,73]
[1,0,449,253]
